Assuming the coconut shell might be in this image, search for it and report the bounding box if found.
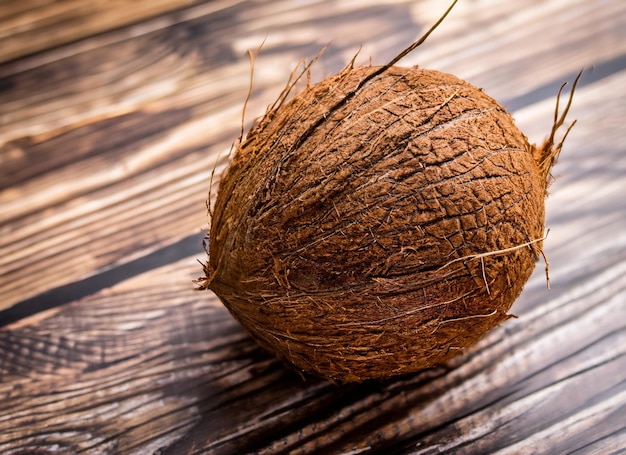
[202,64,559,383]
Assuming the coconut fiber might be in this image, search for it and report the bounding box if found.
[199,16,579,383]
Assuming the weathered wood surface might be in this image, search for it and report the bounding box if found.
[1,0,625,453]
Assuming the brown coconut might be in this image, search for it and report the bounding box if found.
[199,7,579,383]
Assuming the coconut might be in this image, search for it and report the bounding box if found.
[198,2,579,382]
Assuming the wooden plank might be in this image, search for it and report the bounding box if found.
[0,1,259,309]
[0,0,220,64]
[0,0,625,453]
[1,252,624,452]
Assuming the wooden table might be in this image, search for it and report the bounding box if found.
[1,0,625,453]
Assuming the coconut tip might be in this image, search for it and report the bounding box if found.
[535,69,583,187]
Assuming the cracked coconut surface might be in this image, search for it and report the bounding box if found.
[208,66,547,382]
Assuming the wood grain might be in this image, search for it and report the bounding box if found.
[1,0,625,453]
[0,0,223,64]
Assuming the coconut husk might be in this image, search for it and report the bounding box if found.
[198,2,580,382]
